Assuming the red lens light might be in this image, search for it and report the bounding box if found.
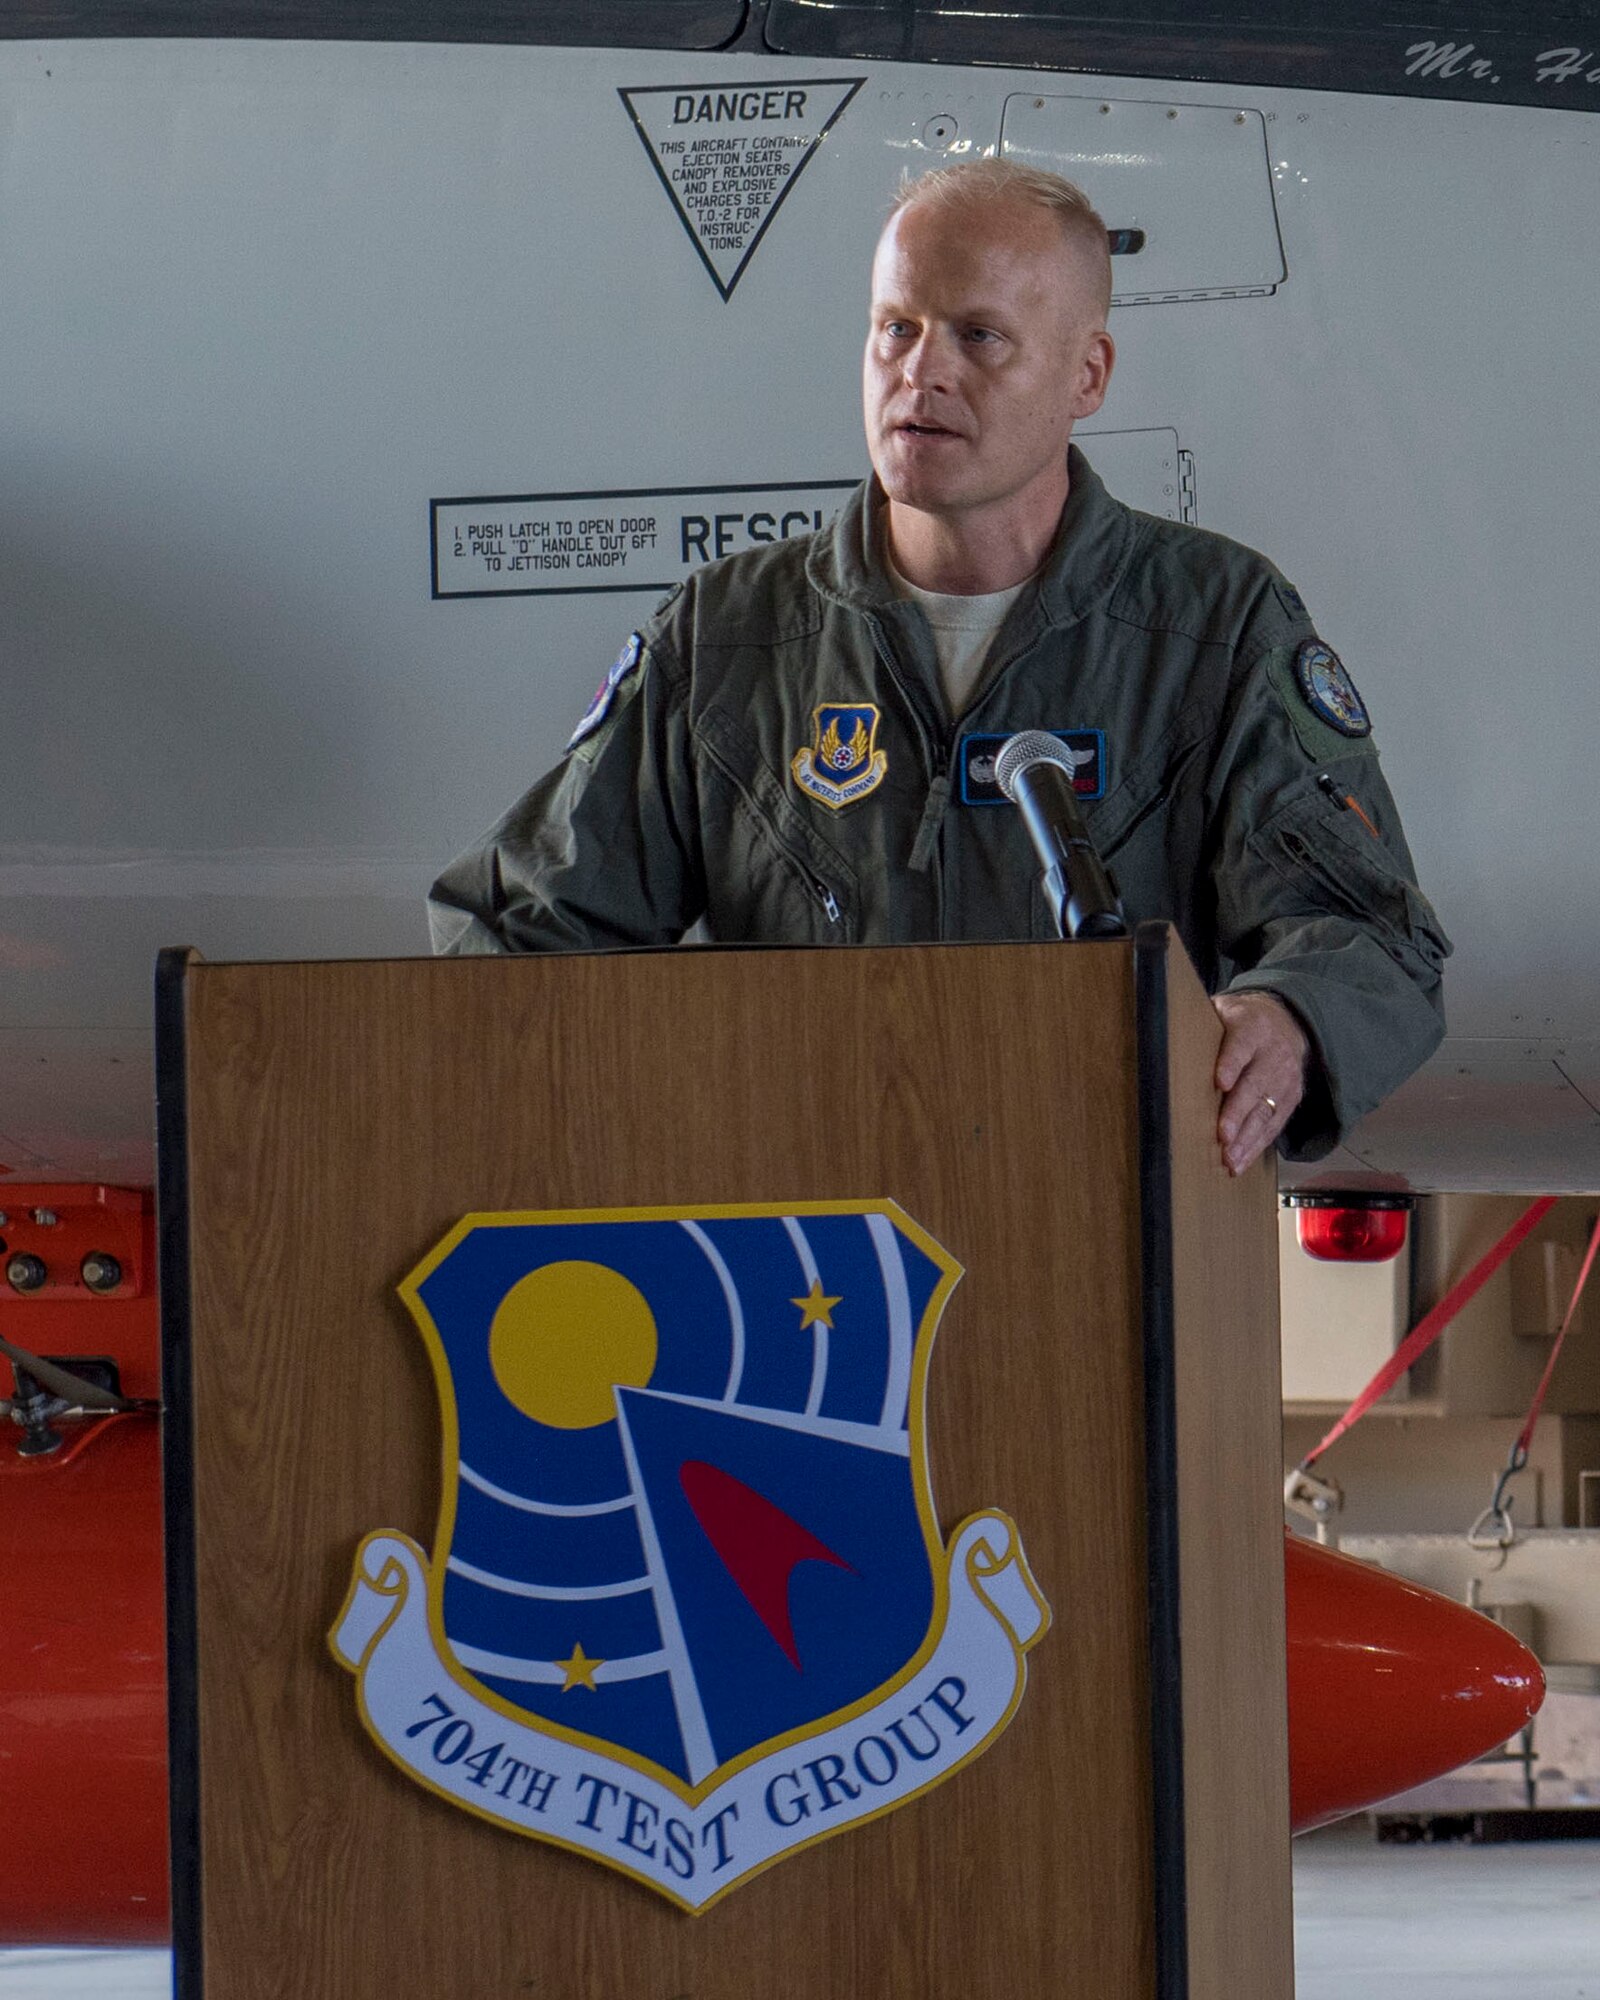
[1296,1204,1408,1263]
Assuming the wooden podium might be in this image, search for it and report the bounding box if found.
[157,925,1291,2000]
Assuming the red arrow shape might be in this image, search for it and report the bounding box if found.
[678,1459,853,1670]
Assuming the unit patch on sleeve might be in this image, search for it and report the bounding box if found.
[566,632,643,752]
[791,703,888,810]
[958,731,1105,806]
[1292,639,1370,739]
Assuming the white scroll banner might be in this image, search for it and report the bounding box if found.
[330,1510,1049,1911]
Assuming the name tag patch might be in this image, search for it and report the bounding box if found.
[958,731,1106,806]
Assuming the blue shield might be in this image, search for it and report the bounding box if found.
[812,705,878,778]
[402,1202,960,1790]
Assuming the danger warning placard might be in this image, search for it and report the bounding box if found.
[431,481,857,598]
[620,78,865,300]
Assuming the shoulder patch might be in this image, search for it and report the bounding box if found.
[1292,638,1370,739]
[566,633,643,751]
[1265,650,1377,765]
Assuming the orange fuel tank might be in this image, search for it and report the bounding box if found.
[1285,1530,1545,1832]
[0,1188,168,1946]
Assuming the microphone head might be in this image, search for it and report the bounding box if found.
[994,730,1079,803]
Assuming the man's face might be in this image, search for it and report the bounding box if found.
[863,197,1113,525]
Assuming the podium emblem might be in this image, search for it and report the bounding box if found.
[331,1201,1049,1910]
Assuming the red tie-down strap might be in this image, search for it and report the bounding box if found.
[1513,1214,1600,1463]
[1469,1207,1600,1547]
[1299,1195,1559,1474]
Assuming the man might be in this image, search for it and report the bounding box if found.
[430,160,1448,1172]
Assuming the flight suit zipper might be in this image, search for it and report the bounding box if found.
[865,612,953,896]
[764,822,844,930]
[865,613,948,776]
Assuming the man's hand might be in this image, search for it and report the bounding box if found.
[1213,991,1309,1175]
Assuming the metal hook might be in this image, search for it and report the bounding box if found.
[1468,1456,1525,1552]
[1468,1498,1516,1551]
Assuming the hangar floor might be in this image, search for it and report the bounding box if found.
[1291,1819,1599,1999]
[1,1822,1596,1997]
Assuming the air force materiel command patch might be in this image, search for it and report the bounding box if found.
[1292,639,1371,739]
[567,633,643,751]
[959,730,1105,806]
[330,1201,1049,1912]
[791,704,888,810]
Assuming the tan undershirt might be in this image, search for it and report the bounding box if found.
[885,546,1031,719]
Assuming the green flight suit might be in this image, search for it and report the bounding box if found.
[429,448,1450,1162]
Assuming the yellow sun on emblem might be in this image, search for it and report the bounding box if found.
[488,1259,658,1430]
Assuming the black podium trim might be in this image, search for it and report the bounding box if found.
[155,946,203,2000]
[1134,921,1189,2000]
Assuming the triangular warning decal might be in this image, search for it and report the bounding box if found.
[619,78,866,301]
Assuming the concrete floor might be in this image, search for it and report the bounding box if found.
[1,1821,1596,1997]
[1293,1820,1600,2000]
[0,1953,168,1998]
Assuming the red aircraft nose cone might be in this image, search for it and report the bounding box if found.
[1285,1531,1544,1833]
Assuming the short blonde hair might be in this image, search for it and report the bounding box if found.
[891,158,1112,320]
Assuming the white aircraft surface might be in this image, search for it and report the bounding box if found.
[2,7,1597,1197]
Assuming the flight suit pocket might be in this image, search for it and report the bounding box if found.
[1253,793,1451,973]
[1084,729,1208,868]
[1040,734,1205,938]
[696,706,858,943]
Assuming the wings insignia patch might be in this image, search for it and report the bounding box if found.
[959,730,1105,806]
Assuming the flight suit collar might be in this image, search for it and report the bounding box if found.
[807,444,1137,633]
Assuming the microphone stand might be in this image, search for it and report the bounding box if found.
[995,733,1128,941]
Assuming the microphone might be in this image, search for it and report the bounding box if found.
[994,731,1128,941]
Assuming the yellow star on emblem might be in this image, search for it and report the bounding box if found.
[557,1643,604,1692]
[792,1278,842,1330]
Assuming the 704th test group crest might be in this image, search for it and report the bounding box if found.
[330,1200,1048,1910]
